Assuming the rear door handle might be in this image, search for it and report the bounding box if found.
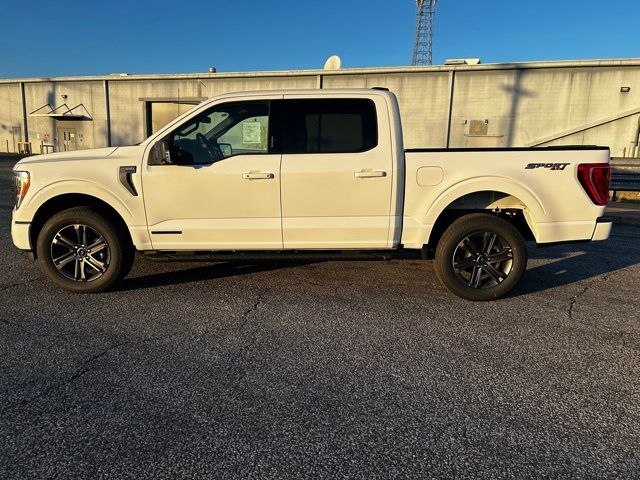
[354,170,387,178]
[242,172,275,180]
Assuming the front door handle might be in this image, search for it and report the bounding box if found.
[354,170,387,178]
[242,172,275,180]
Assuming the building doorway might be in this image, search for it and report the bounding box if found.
[143,100,203,138]
[58,127,77,151]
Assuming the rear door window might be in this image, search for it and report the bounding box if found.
[274,99,377,154]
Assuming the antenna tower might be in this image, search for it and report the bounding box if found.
[412,0,437,66]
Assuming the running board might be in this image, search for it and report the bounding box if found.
[143,250,394,262]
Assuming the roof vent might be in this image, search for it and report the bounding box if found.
[444,58,481,66]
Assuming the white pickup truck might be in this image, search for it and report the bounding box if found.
[11,88,612,300]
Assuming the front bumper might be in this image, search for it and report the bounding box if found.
[11,215,32,251]
[591,216,612,241]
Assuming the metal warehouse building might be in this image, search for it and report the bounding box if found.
[1,59,640,157]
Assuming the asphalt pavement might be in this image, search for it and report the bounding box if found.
[1,157,639,479]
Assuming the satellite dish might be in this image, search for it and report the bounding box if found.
[323,55,342,70]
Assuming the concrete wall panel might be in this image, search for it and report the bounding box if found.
[0,83,24,153]
[23,81,108,152]
[449,66,640,154]
[323,72,451,148]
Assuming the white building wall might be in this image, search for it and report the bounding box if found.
[1,60,639,156]
[0,83,24,152]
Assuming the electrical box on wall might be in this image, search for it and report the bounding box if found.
[468,119,489,136]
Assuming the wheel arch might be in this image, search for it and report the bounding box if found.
[423,184,542,255]
[30,193,133,259]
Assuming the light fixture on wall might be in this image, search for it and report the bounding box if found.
[621,86,631,93]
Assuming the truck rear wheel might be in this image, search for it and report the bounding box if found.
[36,207,132,293]
[434,213,527,301]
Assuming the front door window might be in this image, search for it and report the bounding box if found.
[169,102,269,165]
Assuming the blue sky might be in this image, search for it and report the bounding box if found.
[1,0,639,78]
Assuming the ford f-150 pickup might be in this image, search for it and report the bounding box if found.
[11,88,612,300]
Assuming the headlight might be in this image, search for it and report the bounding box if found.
[13,171,30,209]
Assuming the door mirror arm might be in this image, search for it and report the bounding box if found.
[161,141,171,164]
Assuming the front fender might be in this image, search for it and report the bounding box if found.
[14,179,152,251]
[20,179,135,225]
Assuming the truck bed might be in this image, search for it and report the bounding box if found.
[399,146,611,249]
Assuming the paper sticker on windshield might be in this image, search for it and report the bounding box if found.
[242,122,262,144]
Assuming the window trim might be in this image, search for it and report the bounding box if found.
[270,98,379,155]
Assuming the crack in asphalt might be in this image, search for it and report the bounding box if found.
[0,333,178,415]
[1,342,129,415]
[565,250,622,325]
[0,276,43,292]
[563,264,638,352]
[242,290,265,318]
[223,289,267,374]
[567,285,589,320]
[204,289,269,472]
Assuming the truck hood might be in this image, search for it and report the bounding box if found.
[14,147,120,168]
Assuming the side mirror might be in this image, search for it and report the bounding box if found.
[218,142,232,157]
[160,140,171,164]
[149,140,172,165]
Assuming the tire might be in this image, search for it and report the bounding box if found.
[119,244,136,281]
[36,207,132,293]
[434,213,527,301]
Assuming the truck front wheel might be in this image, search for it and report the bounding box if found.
[36,207,132,293]
[434,213,527,301]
